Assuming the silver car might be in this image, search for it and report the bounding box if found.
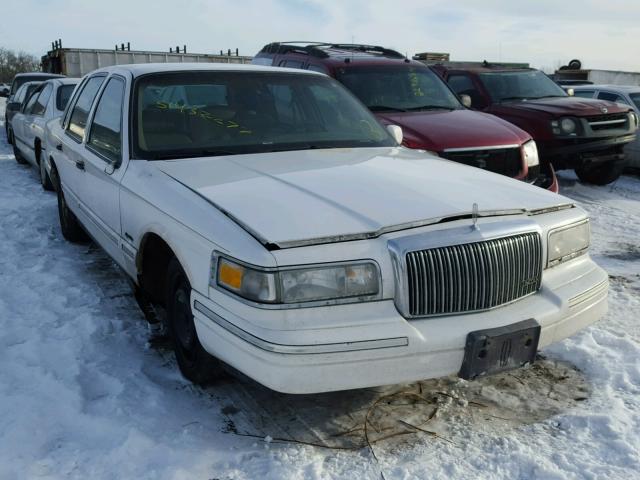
[573,85,640,169]
[11,78,79,189]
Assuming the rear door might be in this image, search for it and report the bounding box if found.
[57,75,106,216]
[24,83,54,165]
[13,88,41,162]
[80,75,128,263]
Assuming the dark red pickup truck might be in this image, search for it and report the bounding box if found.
[433,64,638,185]
[253,43,557,191]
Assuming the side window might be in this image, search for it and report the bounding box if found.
[67,76,106,141]
[448,74,485,108]
[23,89,40,113]
[32,84,53,116]
[87,77,125,164]
[573,90,595,99]
[56,84,76,111]
[598,91,627,104]
[62,78,87,127]
[280,59,304,69]
[307,64,326,74]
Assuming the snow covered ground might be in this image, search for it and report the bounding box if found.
[0,96,639,479]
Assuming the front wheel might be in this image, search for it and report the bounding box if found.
[165,259,223,385]
[575,161,626,185]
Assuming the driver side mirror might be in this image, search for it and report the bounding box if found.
[460,94,472,108]
[386,124,403,145]
[7,101,20,111]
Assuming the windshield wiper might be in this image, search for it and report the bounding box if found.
[368,105,408,112]
[498,96,528,102]
[148,149,236,160]
[526,95,564,100]
[405,105,456,112]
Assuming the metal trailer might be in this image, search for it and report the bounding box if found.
[41,45,253,77]
[554,68,640,87]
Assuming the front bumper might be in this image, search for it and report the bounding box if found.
[192,256,608,394]
[542,134,636,169]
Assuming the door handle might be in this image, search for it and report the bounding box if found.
[75,160,85,171]
[56,144,63,151]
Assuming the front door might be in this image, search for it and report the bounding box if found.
[80,75,127,265]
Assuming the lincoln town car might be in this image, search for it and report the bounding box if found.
[44,64,608,393]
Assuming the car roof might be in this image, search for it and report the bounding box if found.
[572,84,640,93]
[16,80,43,91]
[45,77,80,86]
[14,72,65,79]
[255,42,421,68]
[448,66,535,74]
[87,62,322,78]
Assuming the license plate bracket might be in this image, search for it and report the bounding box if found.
[458,319,541,380]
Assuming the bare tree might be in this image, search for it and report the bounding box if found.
[0,48,41,83]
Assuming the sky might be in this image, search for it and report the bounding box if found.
[1,0,638,72]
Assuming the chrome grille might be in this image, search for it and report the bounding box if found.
[406,232,542,316]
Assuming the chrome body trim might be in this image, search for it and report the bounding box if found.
[442,144,521,153]
[388,219,543,318]
[77,202,119,245]
[568,279,608,308]
[193,300,409,354]
[588,119,627,127]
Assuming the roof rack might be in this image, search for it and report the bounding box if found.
[418,58,531,69]
[259,42,405,59]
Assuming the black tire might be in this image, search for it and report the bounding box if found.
[38,151,54,191]
[575,161,626,185]
[165,259,223,385]
[54,168,88,243]
[12,136,27,164]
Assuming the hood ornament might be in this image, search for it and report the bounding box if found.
[471,202,479,230]
[601,107,608,114]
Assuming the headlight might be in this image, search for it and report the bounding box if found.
[630,111,638,129]
[551,117,578,135]
[216,257,278,303]
[212,255,380,305]
[522,140,539,167]
[547,220,590,267]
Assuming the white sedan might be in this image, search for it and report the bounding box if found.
[45,63,608,394]
[11,77,79,189]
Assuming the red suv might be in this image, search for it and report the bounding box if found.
[433,64,638,185]
[253,43,557,192]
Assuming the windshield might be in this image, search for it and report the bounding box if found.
[479,70,567,102]
[335,65,461,112]
[133,71,395,159]
[629,93,640,111]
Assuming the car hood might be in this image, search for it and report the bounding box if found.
[375,110,530,150]
[497,96,631,117]
[155,147,572,248]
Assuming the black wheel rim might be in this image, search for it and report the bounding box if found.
[173,284,197,362]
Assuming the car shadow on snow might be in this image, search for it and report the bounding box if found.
[149,337,590,451]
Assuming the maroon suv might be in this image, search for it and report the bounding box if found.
[253,43,557,192]
[433,64,638,185]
